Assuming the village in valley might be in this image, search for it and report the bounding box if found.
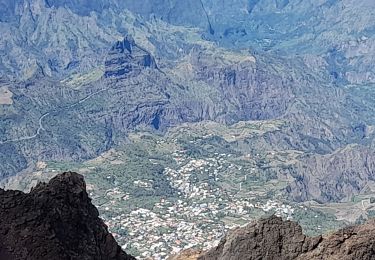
[97,149,296,259]
[2,125,343,260]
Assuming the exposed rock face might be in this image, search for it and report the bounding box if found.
[105,36,157,78]
[3,0,373,85]
[0,172,135,260]
[199,216,322,260]
[167,249,203,260]
[286,145,375,203]
[199,216,375,260]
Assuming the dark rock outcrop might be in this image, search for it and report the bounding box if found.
[104,36,157,78]
[199,215,375,260]
[0,172,135,260]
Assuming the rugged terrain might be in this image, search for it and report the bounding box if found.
[0,172,135,260]
[1,0,375,258]
[1,0,375,203]
[200,215,375,260]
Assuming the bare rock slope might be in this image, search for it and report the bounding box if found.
[0,172,135,260]
[199,216,375,260]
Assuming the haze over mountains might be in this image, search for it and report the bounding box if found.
[0,0,375,258]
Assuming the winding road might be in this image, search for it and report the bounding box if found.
[0,88,108,145]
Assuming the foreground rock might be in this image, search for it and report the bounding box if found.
[199,216,375,260]
[168,249,203,260]
[0,172,135,260]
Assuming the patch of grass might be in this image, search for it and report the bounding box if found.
[61,67,104,89]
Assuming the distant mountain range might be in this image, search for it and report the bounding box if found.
[1,0,375,203]
[1,1,375,257]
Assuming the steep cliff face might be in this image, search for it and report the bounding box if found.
[199,215,375,260]
[1,0,375,84]
[0,38,356,179]
[0,172,135,260]
[2,0,375,83]
[286,145,375,203]
[104,36,157,78]
[0,0,208,80]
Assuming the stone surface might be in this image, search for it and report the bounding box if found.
[104,36,157,79]
[199,215,375,260]
[0,172,135,260]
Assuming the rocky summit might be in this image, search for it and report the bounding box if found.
[104,36,157,79]
[199,216,375,260]
[0,172,135,260]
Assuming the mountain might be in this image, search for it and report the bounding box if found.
[2,0,375,84]
[1,0,375,258]
[0,172,135,260]
[199,215,375,260]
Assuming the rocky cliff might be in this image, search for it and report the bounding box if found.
[104,36,157,79]
[286,144,375,203]
[0,172,135,260]
[199,215,375,260]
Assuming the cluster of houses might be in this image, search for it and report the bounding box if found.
[99,150,295,259]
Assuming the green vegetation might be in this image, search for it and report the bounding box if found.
[61,67,105,89]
